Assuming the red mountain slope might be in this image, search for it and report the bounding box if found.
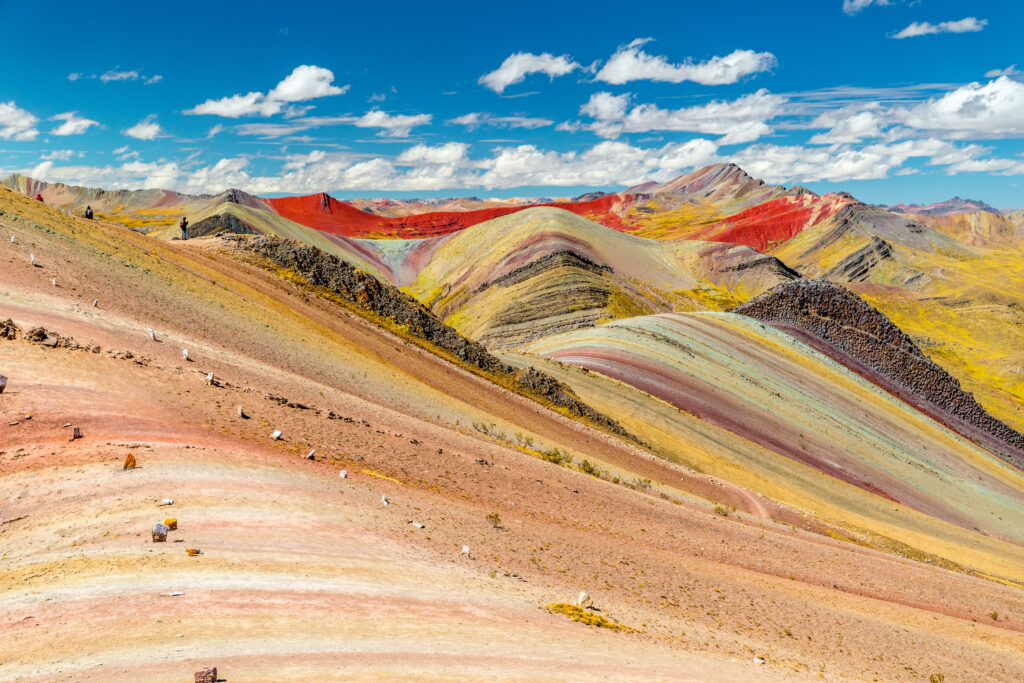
[265,193,631,239]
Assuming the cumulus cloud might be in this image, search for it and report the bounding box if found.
[100,69,139,83]
[578,89,784,144]
[478,139,719,188]
[50,111,99,136]
[396,142,470,165]
[726,138,994,183]
[0,101,39,141]
[351,110,432,137]
[902,76,1024,137]
[186,65,348,118]
[448,112,554,130]
[31,160,54,181]
[267,65,348,102]
[804,76,1024,144]
[124,115,163,140]
[892,17,987,39]
[479,52,580,94]
[595,39,776,86]
[67,73,82,81]
[808,104,888,143]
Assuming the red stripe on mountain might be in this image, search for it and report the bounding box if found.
[698,197,837,252]
[265,193,632,239]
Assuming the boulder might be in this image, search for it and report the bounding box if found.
[152,523,168,542]
[194,667,217,683]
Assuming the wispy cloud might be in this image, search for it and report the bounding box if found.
[842,0,893,15]
[448,112,553,130]
[50,112,100,136]
[100,69,139,83]
[479,52,580,94]
[892,17,987,39]
[595,39,776,86]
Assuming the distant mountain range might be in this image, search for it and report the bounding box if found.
[884,196,1004,216]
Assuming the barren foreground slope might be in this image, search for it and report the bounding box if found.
[2,188,1023,681]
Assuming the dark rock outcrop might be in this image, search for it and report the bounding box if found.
[246,237,630,437]
[824,236,893,282]
[736,279,1024,466]
[189,212,257,238]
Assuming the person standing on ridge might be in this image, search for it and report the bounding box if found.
[179,216,189,240]
[84,205,94,220]
[35,193,43,202]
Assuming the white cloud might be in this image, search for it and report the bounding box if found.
[843,0,892,14]
[727,138,986,183]
[808,104,888,143]
[267,65,348,102]
[186,65,348,118]
[144,75,163,85]
[0,101,39,141]
[985,65,1024,80]
[352,110,431,137]
[579,89,784,144]
[396,142,469,165]
[100,69,139,83]
[892,17,987,39]
[124,115,163,140]
[41,149,74,161]
[188,91,283,118]
[50,111,99,136]
[448,112,553,130]
[901,76,1024,137]
[595,39,776,86]
[479,52,580,94]
[369,93,387,103]
[31,160,54,181]
[478,139,719,188]
[67,73,82,81]
[206,124,225,139]
[112,146,139,161]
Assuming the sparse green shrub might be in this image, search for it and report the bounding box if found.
[486,512,502,529]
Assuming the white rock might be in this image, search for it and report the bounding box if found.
[168,591,183,597]
[754,657,765,665]
[381,495,390,506]
[92,298,98,307]
[160,498,174,506]
[575,591,592,608]
[182,349,189,360]
[306,449,316,460]
[206,372,214,385]
[412,522,425,529]
[271,430,282,440]
[462,545,470,557]
[339,469,348,479]
[149,329,156,341]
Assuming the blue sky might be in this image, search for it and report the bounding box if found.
[2,0,1023,207]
